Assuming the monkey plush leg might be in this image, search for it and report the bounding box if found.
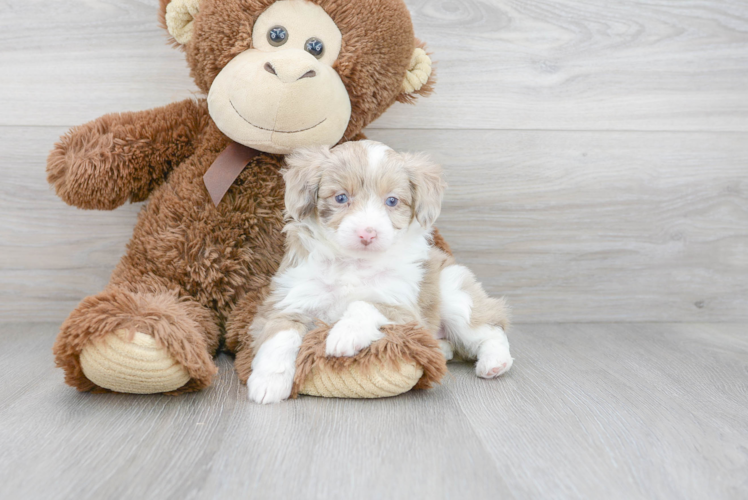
[47,98,209,210]
[53,280,220,394]
[292,323,447,399]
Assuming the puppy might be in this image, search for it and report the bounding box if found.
[247,140,512,404]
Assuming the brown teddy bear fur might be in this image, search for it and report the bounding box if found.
[49,0,442,394]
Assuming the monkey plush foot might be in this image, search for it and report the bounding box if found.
[79,330,191,394]
[53,285,220,394]
[292,323,447,399]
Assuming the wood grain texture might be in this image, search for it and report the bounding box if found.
[0,0,197,128]
[2,126,746,323]
[1,322,746,499]
[1,0,747,322]
[369,128,748,323]
[446,322,748,499]
[1,0,747,131]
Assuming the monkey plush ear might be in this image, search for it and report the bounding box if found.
[398,41,435,103]
[403,48,432,93]
[402,153,446,229]
[282,148,331,221]
[164,0,200,45]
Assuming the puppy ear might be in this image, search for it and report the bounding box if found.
[282,147,330,221]
[402,153,446,229]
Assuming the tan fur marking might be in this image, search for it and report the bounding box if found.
[418,248,451,334]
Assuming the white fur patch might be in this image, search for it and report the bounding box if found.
[476,331,513,378]
[362,140,392,172]
[247,329,301,404]
[439,265,475,334]
[273,221,431,324]
[326,301,389,357]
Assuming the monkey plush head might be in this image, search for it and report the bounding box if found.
[161,0,434,154]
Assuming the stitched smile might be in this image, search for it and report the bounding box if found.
[230,100,326,134]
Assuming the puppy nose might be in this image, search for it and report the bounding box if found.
[357,227,377,246]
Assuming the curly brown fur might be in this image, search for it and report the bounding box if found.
[107,121,288,328]
[47,99,210,210]
[53,283,220,393]
[51,116,288,391]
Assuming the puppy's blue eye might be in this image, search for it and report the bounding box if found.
[385,197,399,207]
[335,194,348,204]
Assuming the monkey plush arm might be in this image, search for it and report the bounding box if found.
[47,98,210,210]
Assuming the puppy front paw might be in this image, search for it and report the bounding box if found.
[248,369,294,404]
[476,340,513,379]
[326,319,384,357]
[325,302,388,357]
[247,329,300,404]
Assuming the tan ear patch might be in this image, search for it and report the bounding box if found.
[402,48,433,94]
[165,0,200,44]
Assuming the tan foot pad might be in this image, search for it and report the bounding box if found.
[79,330,191,394]
[298,361,424,398]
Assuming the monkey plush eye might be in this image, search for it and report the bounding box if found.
[385,197,399,207]
[268,26,288,46]
[335,193,349,204]
[304,38,325,58]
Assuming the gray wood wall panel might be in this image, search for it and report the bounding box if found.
[1,0,747,323]
[2,127,746,323]
[2,0,748,131]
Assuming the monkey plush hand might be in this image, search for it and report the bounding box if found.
[49,0,446,398]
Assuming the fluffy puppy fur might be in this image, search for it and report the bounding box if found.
[247,141,512,403]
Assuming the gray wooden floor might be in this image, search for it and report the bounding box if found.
[1,322,746,500]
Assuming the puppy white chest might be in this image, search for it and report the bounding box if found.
[274,256,423,323]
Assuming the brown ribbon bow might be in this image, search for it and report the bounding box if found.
[203,142,261,206]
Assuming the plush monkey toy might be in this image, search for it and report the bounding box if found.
[49,0,447,397]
